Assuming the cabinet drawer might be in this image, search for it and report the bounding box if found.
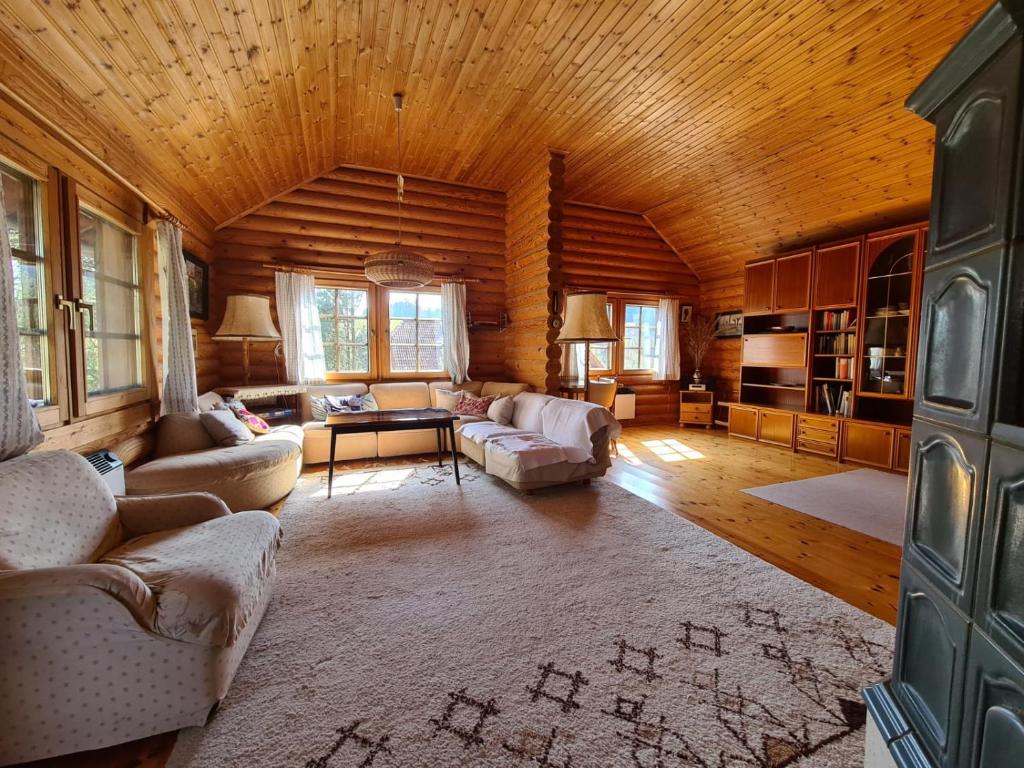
[797,414,839,433]
[798,425,839,444]
[742,333,807,367]
[680,404,712,416]
[797,438,839,458]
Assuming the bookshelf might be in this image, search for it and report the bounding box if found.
[811,307,856,417]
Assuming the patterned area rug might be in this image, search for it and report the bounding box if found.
[170,463,893,768]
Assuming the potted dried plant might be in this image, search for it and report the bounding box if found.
[683,314,717,385]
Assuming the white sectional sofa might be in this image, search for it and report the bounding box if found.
[301,381,621,491]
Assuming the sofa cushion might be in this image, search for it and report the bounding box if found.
[126,436,301,512]
[200,410,253,447]
[101,511,281,647]
[487,395,515,425]
[434,389,464,412]
[155,412,216,458]
[301,383,370,422]
[370,381,431,410]
[511,392,555,433]
[0,451,121,570]
[197,391,227,412]
[300,424,378,465]
[481,381,530,398]
[429,380,483,405]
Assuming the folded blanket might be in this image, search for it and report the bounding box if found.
[458,422,531,445]
[486,432,590,471]
[540,398,622,462]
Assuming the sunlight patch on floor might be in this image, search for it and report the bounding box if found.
[314,468,416,497]
[616,443,643,466]
[640,439,706,462]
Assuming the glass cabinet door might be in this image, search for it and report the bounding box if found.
[860,232,917,397]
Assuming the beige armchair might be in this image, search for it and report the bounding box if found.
[0,450,282,766]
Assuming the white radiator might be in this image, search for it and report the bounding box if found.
[84,450,125,496]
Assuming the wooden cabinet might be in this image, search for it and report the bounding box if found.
[743,260,775,314]
[796,414,840,458]
[679,390,714,427]
[894,427,912,473]
[841,420,896,469]
[759,410,795,448]
[742,333,807,367]
[813,240,862,308]
[728,406,760,440]
[773,251,811,312]
[743,253,811,314]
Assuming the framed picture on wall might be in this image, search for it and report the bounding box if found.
[680,304,693,323]
[184,251,208,320]
[714,310,743,338]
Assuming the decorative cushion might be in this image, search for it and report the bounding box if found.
[487,395,515,425]
[101,510,281,647]
[236,409,270,434]
[455,393,495,416]
[435,389,465,412]
[197,391,227,412]
[155,412,217,458]
[200,410,253,447]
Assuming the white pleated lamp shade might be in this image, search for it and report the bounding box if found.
[557,292,618,343]
[213,294,281,340]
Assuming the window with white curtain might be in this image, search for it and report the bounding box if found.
[623,303,660,371]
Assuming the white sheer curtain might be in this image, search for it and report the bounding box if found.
[275,272,326,384]
[0,184,43,459]
[560,343,585,383]
[156,221,199,415]
[441,281,471,384]
[654,297,681,381]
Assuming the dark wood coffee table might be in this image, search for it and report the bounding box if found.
[324,408,460,497]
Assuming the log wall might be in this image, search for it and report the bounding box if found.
[212,166,507,385]
[697,274,744,410]
[563,202,700,424]
[504,150,565,393]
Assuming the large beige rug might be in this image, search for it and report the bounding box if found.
[170,462,893,768]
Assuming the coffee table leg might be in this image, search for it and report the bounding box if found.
[448,423,460,485]
[327,429,337,499]
[436,427,444,467]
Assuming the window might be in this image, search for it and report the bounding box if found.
[79,207,143,396]
[3,164,49,406]
[388,290,443,373]
[623,303,659,371]
[317,286,370,375]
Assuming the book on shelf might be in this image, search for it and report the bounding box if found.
[820,309,855,331]
[817,332,856,354]
[817,383,852,417]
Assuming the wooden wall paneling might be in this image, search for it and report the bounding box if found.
[0,2,989,282]
[698,274,744,410]
[562,201,699,423]
[212,164,508,385]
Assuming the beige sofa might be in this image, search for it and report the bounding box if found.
[0,450,280,765]
[300,380,530,464]
[458,391,620,490]
[126,392,303,512]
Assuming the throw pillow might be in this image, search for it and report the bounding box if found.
[310,396,329,421]
[155,412,216,458]
[324,394,377,412]
[199,410,254,447]
[435,389,464,412]
[487,395,514,425]
[236,409,270,434]
[455,392,495,416]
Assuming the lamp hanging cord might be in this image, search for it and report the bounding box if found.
[394,92,404,248]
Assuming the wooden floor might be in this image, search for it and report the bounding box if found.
[23,424,900,768]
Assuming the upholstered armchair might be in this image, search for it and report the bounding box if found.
[0,450,282,766]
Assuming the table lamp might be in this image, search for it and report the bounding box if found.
[556,291,619,400]
[214,294,281,385]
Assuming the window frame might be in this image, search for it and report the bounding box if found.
[381,286,446,379]
[562,292,665,378]
[620,299,660,373]
[317,278,378,381]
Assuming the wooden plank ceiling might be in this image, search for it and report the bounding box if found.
[0,0,988,278]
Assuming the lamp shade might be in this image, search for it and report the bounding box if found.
[556,291,618,343]
[213,294,281,340]
[364,250,434,288]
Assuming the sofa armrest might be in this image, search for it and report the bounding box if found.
[117,492,232,537]
[0,563,155,627]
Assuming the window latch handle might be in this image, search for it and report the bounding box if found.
[55,294,77,331]
[74,299,95,333]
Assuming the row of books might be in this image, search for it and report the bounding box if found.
[820,310,856,330]
[816,333,856,354]
[830,358,852,379]
[817,383,852,417]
